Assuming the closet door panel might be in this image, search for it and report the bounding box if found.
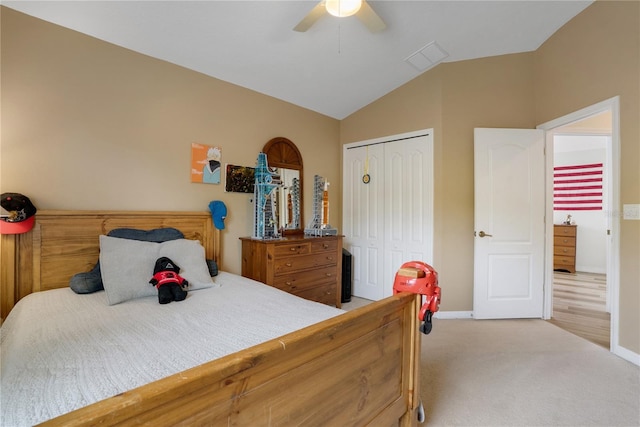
[343,144,384,300]
[383,136,434,298]
[408,146,426,240]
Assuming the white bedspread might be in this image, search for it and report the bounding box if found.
[0,272,344,426]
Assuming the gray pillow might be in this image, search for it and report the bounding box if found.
[99,236,216,305]
[69,227,185,294]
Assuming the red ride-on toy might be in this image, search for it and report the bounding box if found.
[393,261,441,334]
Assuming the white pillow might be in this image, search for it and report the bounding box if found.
[99,235,215,305]
[158,239,214,289]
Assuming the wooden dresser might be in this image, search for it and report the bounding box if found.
[240,235,343,307]
[553,224,577,273]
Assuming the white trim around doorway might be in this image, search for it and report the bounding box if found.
[537,96,629,362]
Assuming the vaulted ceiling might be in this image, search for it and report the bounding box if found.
[3,1,593,119]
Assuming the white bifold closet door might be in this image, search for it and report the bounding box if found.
[343,130,434,301]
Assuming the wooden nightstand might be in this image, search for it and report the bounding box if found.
[240,235,343,307]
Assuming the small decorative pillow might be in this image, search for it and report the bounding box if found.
[206,259,219,277]
[99,235,216,305]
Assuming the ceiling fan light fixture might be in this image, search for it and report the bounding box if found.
[325,0,362,18]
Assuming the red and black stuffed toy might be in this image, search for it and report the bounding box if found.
[149,257,188,304]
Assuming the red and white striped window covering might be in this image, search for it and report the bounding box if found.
[553,163,603,211]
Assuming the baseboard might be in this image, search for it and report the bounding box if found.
[434,311,473,319]
[613,344,640,366]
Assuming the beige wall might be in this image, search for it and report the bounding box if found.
[342,1,639,353]
[534,0,639,353]
[0,7,341,274]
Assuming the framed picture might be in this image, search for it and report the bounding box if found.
[191,143,221,184]
[225,164,255,193]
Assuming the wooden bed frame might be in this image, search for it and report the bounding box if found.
[0,210,422,426]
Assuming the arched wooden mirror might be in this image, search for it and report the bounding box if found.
[263,137,303,235]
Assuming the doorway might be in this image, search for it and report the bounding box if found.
[538,97,620,353]
[549,127,610,348]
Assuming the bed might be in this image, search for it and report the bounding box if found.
[0,210,423,426]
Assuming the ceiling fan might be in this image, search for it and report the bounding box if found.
[294,0,386,33]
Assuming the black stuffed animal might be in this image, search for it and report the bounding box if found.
[149,257,189,304]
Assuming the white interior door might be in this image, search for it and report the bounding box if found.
[343,130,434,301]
[474,128,545,319]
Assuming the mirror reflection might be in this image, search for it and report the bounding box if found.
[272,168,301,230]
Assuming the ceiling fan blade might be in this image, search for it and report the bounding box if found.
[293,1,327,32]
[356,1,386,33]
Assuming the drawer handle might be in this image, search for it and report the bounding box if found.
[563,239,568,243]
[285,263,292,267]
[326,256,333,261]
[326,273,332,277]
[290,247,297,251]
[562,249,568,253]
[323,244,329,249]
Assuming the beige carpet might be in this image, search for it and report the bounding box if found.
[421,319,640,426]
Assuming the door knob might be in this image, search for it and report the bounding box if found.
[478,231,493,237]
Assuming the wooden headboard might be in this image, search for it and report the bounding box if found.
[0,210,220,320]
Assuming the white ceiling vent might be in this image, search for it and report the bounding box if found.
[405,41,449,72]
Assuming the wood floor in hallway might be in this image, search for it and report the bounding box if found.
[548,271,610,349]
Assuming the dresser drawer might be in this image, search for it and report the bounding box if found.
[554,255,575,266]
[554,225,576,237]
[274,253,338,274]
[273,266,338,293]
[274,242,311,257]
[294,285,337,306]
[554,236,576,247]
[311,239,338,253]
[554,246,576,257]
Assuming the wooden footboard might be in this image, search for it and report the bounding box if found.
[41,292,422,426]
